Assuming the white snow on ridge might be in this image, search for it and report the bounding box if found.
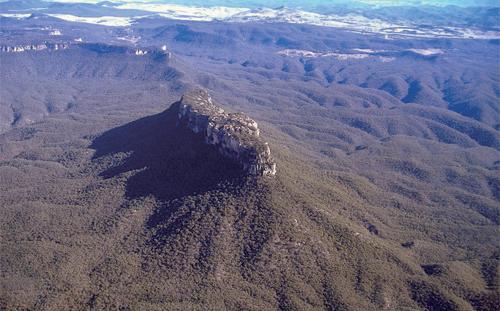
[226,8,499,40]
[116,3,247,21]
[113,4,500,40]
[407,48,444,56]
[47,14,137,27]
[117,36,141,44]
[278,48,447,62]
[2,2,498,39]
[228,8,398,34]
[0,13,32,19]
[352,48,378,53]
[278,49,370,60]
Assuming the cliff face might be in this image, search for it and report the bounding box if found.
[0,43,172,60]
[176,89,276,177]
[0,43,69,53]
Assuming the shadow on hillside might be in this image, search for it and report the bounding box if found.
[90,103,244,206]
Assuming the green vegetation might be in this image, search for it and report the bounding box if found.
[1,101,498,310]
[0,19,498,310]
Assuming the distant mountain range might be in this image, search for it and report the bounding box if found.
[1,0,499,39]
[13,0,500,9]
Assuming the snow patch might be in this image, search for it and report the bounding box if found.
[117,35,140,44]
[3,2,496,40]
[229,8,398,34]
[116,3,247,21]
[278,49,370,60]
[407,48,444,56]
[379,56,395,62]
[47,14,136,27]
[0,13,31,19]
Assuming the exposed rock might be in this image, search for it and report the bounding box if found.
[0,42,172,59]
[135,49,148,56]
[133,47,172,58]
[49,30,62,36]
[79,43,172,59]
[421,264,446,276]
[0,43,69,53]
[401,241,415,248]
[175,89,276,177]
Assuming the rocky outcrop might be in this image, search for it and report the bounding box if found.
[0,42,172,59]
[133,47,172,59]
[176,89,276,177]
[77,43,171,60]
[0,43,69,53]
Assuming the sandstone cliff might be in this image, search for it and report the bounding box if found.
[0,43,69,53]
[176,89,276,177]
[0,42,172,60]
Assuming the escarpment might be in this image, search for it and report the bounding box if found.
[0,42,69,53]
[175,89,277,177]
[1,42,172,60]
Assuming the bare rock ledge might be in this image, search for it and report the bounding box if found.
[176,89,277,177]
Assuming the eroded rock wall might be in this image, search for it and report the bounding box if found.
[176,89,276,177]
[0,43,69,53]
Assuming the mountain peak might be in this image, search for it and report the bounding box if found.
[176,89,277,177]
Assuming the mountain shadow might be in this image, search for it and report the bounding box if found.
[90,102,245,203]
